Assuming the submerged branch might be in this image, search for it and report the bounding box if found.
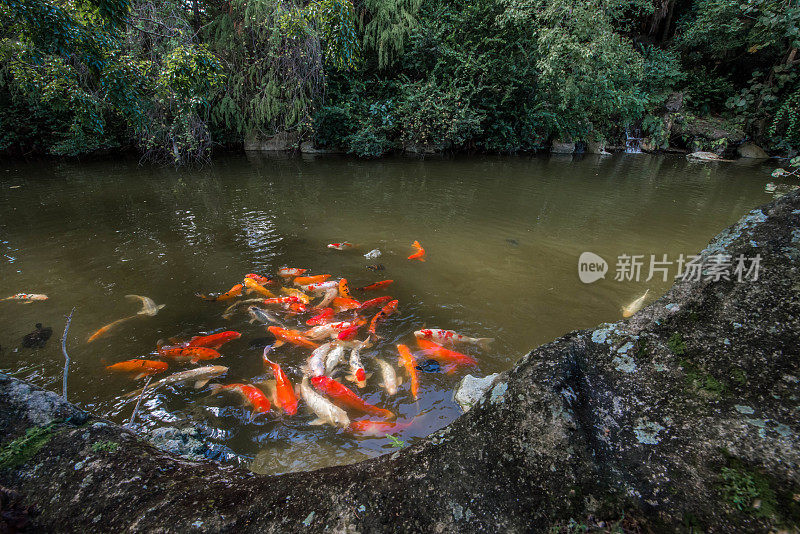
[61,307,75,401]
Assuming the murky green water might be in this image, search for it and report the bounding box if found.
[0,152,783,473]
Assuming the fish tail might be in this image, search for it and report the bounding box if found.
[262,345,276,365]
[476,338,495,350]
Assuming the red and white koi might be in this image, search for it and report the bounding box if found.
[345,346,368,388]
[327,242,353,250]
[300,376,350,428]
[278,267,308,279]
[300,280,339,295]
[1,293,48,303]
[413,329,494,349]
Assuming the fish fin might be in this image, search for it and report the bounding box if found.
[156,339,165,350]
[309,418,326,426]
[195,379,211,389]
[261,380,278,405]
[190,358,199,364]
[397,376,403,385]
[366,372,373,379]
[272,340,285,348]
[476,338,495,350]
[133,373,147,380]
[344,374,355,383]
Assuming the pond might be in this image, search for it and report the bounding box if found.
[0,152,783,474]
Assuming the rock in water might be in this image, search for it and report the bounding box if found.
[737,141,769,159]
[686,151,723,161]
[453,373,499,412]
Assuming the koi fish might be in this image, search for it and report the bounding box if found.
[284,302,308,314]
[187,331,242,349]
[408,240,426,261]
[349,420,413,436]
[413,329,494,349]
[332,297,361,312]
[356,280,394,292]
[327,242,353,250]
[279,287,311,304]
[243,277,276,298]
[127,295,166,316]
[338,279,352,299]
[209,383,271,416]
[262,349,298,415]
[248,306,285,327]
[301,280,339,295]
[375,358,401,396]
[278,267,308,279]
[157,346,222,364]
[307,308,334,326]
[345,346,368,388]
[197,284,244,301]
[338,323,362,341]
[311,375,394,419]
[300,376,350,428]
[357,296,392,312]
[106,359,168,379]
[267,326,318,348]
[123,365,228,399]
[622,289,650,318]
[325,344,347,375]
[294,274,331,286]
[306,320,365,341]
[244,273,276,286]
[307,342,333,377]
[315,287,339,310]
[87,316,136,343]
[87,295,165,342]
[368,299,398,340]
[1,293,48,303]
[262,296,301,306]
[366,264,385,271]
[397,344,419,400]
[221,298,265,319]
[415,338,477,367]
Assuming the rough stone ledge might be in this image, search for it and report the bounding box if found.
[2,192,800,532]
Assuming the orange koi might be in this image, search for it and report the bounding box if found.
[157,346,222,364]
[294,274,331,286]
[356,280,394,291]
[244,273,276,286]
[408,240,426,261]
[415,338,477,367]
[349,419,413,436]
[262,349,298,415]
[187,331,241,349]
[397,344,419,400]
[87,316,136,343]
[243,277,276,298]
[196,283,244,301]
[209,383,271,415]
[332,297,361,312]
[338,279,352,299]
[368,299,398,339]
[357,296,392,312]
[307,308,334,326]
[105,359,168,379]
[267,326,319,349]
[310,376,394,419]
[278,267,308,278]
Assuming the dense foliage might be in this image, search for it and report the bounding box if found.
[0,0,798,162]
